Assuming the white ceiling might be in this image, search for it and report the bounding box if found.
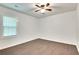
[0,3,77,18]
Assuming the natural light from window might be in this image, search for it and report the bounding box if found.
[3,16,17,36]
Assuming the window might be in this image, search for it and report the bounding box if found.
[3,16,17,36]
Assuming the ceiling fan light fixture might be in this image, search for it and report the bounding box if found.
[40,9,46,13]
[35,3,52,13]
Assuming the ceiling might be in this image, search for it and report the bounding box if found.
[0,3,77,18]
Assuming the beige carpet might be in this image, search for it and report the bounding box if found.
[0,38,78,55]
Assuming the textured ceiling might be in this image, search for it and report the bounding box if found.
[0,3,77,18]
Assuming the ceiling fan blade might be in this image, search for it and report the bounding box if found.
[35,10,40,12]
[46,9,52,11]
[35,5,40,8]
[41,5,45,7]
[46,3,50,7]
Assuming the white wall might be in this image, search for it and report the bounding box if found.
[0,6,39,50]
[76,4,79,52]
[40,11,77,45]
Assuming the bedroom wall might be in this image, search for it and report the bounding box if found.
[76,4,79,52]
[39,11,77,45]
[0,16,3,37]
[0,6,39,50]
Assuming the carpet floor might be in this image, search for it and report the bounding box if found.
[0,38,78,55]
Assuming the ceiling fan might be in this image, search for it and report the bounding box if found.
[35,3,52,13]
